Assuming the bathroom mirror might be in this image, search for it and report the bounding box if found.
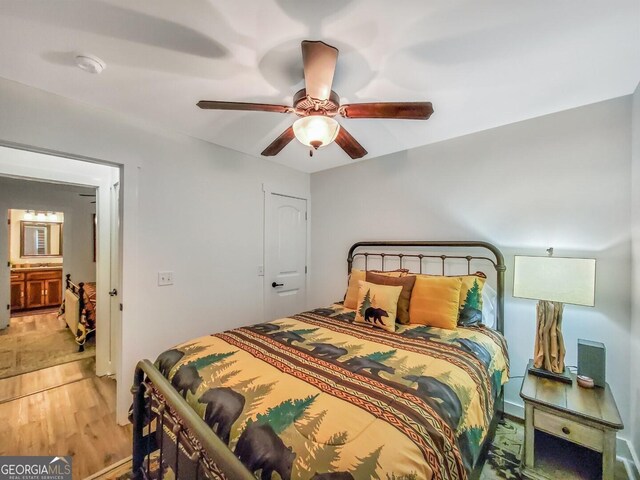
[20,222,63,257]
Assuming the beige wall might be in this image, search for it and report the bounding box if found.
[9,209,64,265]
[310,97,633,445]
[0,77,310,423]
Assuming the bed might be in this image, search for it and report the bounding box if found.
[58,273,96,352]
[132,241,509,480]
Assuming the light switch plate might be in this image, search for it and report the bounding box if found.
[257,265,264,276]
[158,271,174,286]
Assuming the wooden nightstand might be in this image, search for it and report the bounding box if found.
[519,360,623,479]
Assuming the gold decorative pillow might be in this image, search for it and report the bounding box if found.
[354,280,403,332]
[366,271,416,325]
[408,275,463,330]
[457,273,487,326]
[344,269,366,309]
[344,269,408,309]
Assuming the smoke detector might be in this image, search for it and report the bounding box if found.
[75,54,106,74]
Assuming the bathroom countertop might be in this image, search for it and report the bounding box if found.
[11,265,63,272]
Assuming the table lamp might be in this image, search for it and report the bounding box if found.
[513,251,596,383]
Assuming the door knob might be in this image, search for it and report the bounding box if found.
[108,288,118,296]
[272,282,284,288]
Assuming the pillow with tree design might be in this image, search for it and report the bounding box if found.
[366,271,416,325]
[343,268,408,309]
[354,280,403,332]
[456,273,487,327]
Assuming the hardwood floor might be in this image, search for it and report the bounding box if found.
[0,296,129,477]
[0,356,95,403]
[0,360,132,479]
[1,309,65,335]
[0,310,95,379]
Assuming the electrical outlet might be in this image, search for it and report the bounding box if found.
[158,271,174,286]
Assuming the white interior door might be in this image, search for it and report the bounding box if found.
[109,181,121,379]
[265,193,307,321]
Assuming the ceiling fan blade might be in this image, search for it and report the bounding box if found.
[78,194,96,197]
[197,101,291,113]
[340,102,434,120]
[261,126,295,156]
[335,126,367,160]
[301,40,339,101]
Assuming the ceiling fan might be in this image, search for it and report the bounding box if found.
[197,41,434,159]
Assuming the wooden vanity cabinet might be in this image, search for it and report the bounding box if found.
[10,268,63,312]
[44,277,62,305]
[10,272,25,310]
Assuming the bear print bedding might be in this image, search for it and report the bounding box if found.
[155,303,509,480]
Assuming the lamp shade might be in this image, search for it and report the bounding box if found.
[293,115,340,149]
[513,255,596,306]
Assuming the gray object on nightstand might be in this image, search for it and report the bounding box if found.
[577,339,606,388]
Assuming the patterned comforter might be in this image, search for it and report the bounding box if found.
[156,304,509,480]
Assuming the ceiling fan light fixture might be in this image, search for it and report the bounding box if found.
[293,115,340,151]
[198,40,429,160]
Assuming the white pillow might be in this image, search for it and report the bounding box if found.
[481,283,497,329]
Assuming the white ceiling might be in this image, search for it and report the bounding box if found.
[0,0,638,173]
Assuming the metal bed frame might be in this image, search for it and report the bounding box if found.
[132,241,506,480]
[58,273,96,352]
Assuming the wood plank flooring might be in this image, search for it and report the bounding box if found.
[0,365,132,479]
[1,310,65,335]
[0,310,131,477]
[0,356,96,403]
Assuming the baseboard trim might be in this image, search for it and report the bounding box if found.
[504,399,524,419]
[84,455,132,480]
[504,400,639,476]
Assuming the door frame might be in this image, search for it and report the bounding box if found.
[109,181,122,378]
[262,184,311,322]
[0,140,134,422]
[0,168,116,375]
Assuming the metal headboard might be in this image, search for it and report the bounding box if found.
[347,241,506,333]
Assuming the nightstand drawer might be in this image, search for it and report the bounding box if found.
[534,409,603,452]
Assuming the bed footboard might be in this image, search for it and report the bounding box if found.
[131,360,255,480]
[60,274,96,352]
[132,360,504,480]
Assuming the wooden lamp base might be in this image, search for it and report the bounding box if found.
[532,300,571,383]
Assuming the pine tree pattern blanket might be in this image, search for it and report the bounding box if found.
[155,304,509,480]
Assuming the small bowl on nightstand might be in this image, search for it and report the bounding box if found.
[577,375,594,388]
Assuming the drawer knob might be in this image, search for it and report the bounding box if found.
[562,426,570,435]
